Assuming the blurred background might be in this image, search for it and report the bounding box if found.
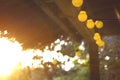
[0,0,120,80]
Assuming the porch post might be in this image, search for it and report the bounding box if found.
[89,40,100,80]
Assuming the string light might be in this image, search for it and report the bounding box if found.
[96,39,105,47]
[95,20,104,29]
[86,19,95,29]
[71,0,105,47]
[72,0,83,7]
[75,51,81,57]
[52,59,58,65]
[78,11,88,22]
[93,33,101,41]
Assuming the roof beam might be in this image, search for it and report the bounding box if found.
[54,0,95,41]
[32,0,81,40]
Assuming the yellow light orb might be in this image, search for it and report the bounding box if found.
[78,11,87,22]
[52,60,57,65]
[96,39,105,47]
[75,51,81,57]
[95,20,104,29]
[93,33,101,41]
[72,0,83,7]
[86,19,95,29]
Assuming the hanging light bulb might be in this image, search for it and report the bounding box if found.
[72,0,83,7]
[95,20,104,29]
[86,19,95,29]
[52,60,58,65]
[96,39,105,47]
[93,33,101,41]
[78,11,87,22]
[75,51,81,57]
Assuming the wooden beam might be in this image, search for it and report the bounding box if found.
[54,0,95,41]
[89,41,100,80]
[32,0,80,40]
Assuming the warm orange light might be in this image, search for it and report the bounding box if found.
[78,11,88,22]
[86,19,95,29]
[0,38,22,76]
[95,20,104,29]
[93,33,101,41]
[75,51,81,57]
[96,39,105,47]
[52,60,58,65]
[72,0,83,7]
[0,32,78,77]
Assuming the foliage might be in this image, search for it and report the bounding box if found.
[99,36,120,80]
[52,38,90,80]
[53,59,90,80]
[1,37,90,80]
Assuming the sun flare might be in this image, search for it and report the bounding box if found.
[0,37,22,76]
[0,31,79,77]
[0,37,38,76]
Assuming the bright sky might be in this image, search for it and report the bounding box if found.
[0,31,88,77]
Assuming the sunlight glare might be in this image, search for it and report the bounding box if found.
[0,37,22,76]
[0,34,80,76]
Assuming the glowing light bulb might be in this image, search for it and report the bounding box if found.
[72,0,83,7]
[75,51,81,57]
[78,11,87,22]
[95,20,104,29]
[52,60,58,65]
[86,19,95,29]
[93,33,101,41]
[96,39,105,47]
